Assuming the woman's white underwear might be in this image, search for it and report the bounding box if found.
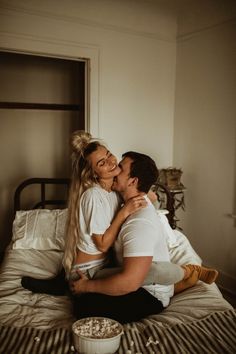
[70,258,107,280]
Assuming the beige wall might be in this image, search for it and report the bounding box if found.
[0,1,176,251]
[174,22,236,292]
[0,0,176,165]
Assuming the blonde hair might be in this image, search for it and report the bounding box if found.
[63,130,103,277]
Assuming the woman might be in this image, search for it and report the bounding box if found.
[64,130,148,281]
[22,131,218,295]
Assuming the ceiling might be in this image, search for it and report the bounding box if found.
[149,0,236,37]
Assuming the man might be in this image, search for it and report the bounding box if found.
[70,151,174,324]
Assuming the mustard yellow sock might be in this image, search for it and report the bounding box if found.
[174,270,198,294]
[182,264,219,284]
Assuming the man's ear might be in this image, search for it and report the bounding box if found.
[128,176,138,188]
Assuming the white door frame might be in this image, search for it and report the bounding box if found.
[0,33,99,137]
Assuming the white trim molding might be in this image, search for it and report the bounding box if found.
[216,271,236,298]
[0,2,176,42]
[204,262,236,297]
[0,31,100,137]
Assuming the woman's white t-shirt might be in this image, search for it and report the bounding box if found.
[77,185,121,254]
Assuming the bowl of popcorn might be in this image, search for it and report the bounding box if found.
[72,317,123,354]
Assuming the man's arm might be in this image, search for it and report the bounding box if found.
[70,256,152,296]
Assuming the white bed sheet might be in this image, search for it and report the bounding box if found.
[0,248,74,329]
[0,232,233,330]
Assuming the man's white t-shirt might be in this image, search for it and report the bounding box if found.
[114,196,174,307]
[77,185,121,254]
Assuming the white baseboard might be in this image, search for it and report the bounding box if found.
[216,273,236,297]
[202,262,236,296]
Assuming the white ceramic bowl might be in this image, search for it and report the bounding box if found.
[72,317,123,354]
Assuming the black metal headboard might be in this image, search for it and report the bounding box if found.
[13,178,176,229]
[14,178,70,213]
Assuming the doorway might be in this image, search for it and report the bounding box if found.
[0,50,86,251]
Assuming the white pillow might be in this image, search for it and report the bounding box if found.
[169,229,202,266]
[156,211,202,265]
[11,209,68,250]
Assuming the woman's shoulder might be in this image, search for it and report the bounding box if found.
[82,185,119,203]
[82,185,101,198]
[81,185,112,200]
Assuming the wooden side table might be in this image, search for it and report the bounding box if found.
[153,183,186,229]
[169,187,187,229]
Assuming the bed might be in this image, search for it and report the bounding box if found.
[0,178,235,354]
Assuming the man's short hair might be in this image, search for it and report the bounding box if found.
[122,151,159,193]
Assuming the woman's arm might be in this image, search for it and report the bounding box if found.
[92,196,147,253]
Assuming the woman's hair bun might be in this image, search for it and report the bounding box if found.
[71,130,92,153]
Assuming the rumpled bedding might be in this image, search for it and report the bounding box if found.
[0,231,232,330]
[0,248,74,329]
